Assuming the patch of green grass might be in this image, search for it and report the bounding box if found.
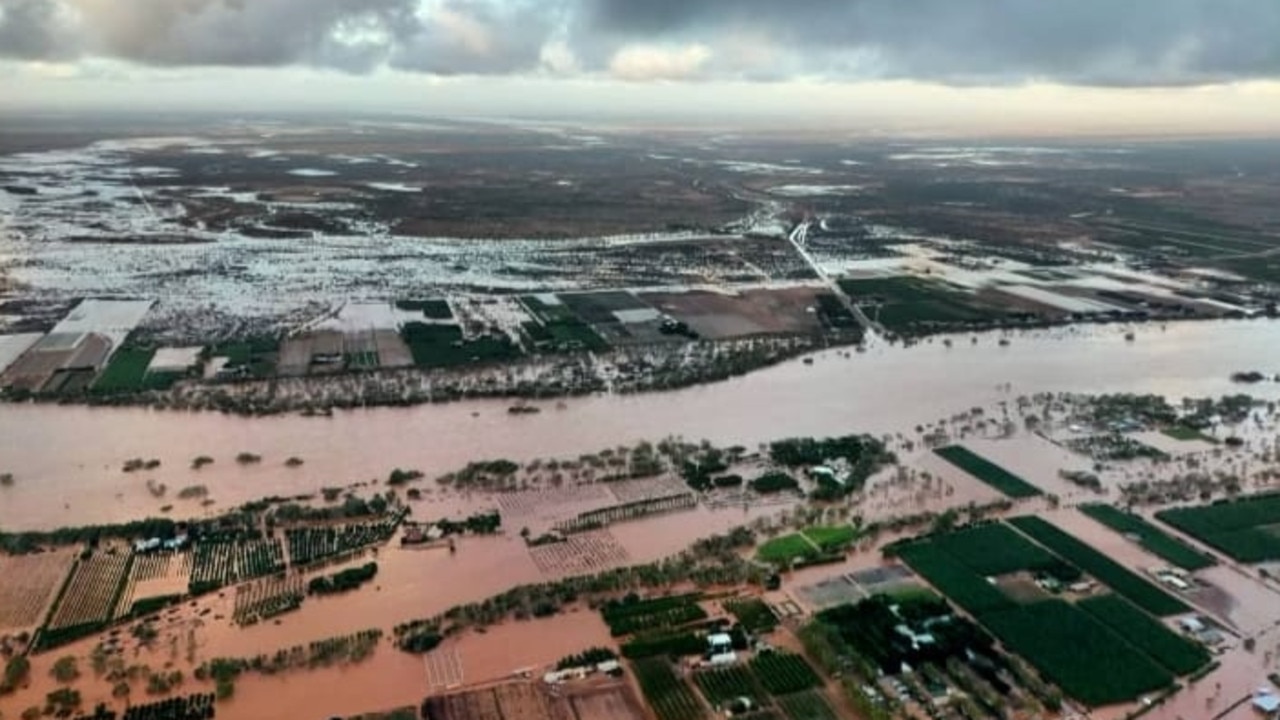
[756,534,817,564]
[1079,504,1215,571]
[1078,594,1210,676]
[802,525,858,551]
[1009,516,1189,616]
[935,446,1042,498]
[93,348,156,393]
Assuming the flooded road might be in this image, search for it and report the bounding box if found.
[3,320,1280,530]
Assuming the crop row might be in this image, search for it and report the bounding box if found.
[776,691,841,720]
[694,665,763,707]
[934,446,1042,498]
[633,658,706,720]
[605,601,707,637]
[749,652,823,696]
[233,574,304,626]
[190,539,285,594]
[1077,594,1210,675]
[981,600,1172,707]
[285,519,399,567]
[1008,516,1189,616]
[48,552,133,630]
[1156,493,1280,563]
[1079,504,1215,570]
[73,693,216,720]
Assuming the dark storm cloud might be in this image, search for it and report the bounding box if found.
[579,0,1280,85]
[1,0,1278,85]
[0,0,76,60]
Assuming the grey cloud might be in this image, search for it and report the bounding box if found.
[579,0,1280,85]
[0,0,77,60]
[388,0,555,75]
[1,0,1278,86]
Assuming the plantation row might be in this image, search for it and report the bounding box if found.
[189,539,286,594]
[633,658,706,720]
[601,593,708,637]
[934,445,1042,499]
[724,598,778,633]
[1156,492,1280,563]
[895,522,1209,706]
[1007,516,1189,616]
[49,552,133,631]
[1079,504,1216,571]
[233,574,304,626]
[73,693,216,720]
[285,517,400,567]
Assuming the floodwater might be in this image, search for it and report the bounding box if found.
[5,320,1280,531]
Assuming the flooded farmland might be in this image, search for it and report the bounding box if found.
[2,319,1279,531]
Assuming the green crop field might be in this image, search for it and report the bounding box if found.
[1160,426,1216,442]
[1009,517,1189,616]
[724,598,778,633]
[982,601,1173,707]
[934,446,1042,498]
[802,525,858,550]
[693,666,763,707]
[93,348,157,393]
[1156,493,1280,563]
[776,691,841,720]
[633,658,707,720]
[602,593,708,637]
[749,652,823,696]
[1080,504,1216,570]
[400,322,522,368]
[1078,595,1210,675]
[896,542,1016,616]
[939,523,1067,577]
[838,276,1007,334]
[756,534,817,564]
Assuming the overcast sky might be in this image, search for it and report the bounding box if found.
[2,0,1279,135]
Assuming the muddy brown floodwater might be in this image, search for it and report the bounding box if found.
[3,319,1280,532]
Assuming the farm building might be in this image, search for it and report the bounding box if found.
[1254,690,1279,718]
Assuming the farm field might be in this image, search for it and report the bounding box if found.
[1077,594,1210,675]
[839,276,1008,335]
[893,523,1073,616]
[114,552,192,619]
[1155,492,1280,563]
[528,529,631,578]
[1079,504,1216,570]
[633,658,706,720]
[91,347,156,393]
[285,516,402,566]
[1008,516,1190,616]
[601,593,707,637]
[565,683,649,720]
[981,600,1173,707]
[420,681,561,720]
[0,548,76,630]
[693,665,764,707]
[189,538,285,594]
[724,597,778,633]
[749,652,823,696]
[934,445,1043,498]
[42,550,133,648]
[775,691,841,720]
[234,573,305,625]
